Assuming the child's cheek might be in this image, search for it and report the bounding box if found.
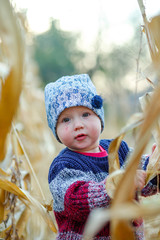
[64,126,69,131]
[63,126,71,142]
[64,125,70,134]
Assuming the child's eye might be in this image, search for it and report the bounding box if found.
[62,117,70,123]
[82,112,90,117]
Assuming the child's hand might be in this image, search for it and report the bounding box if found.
[134,170,147,190]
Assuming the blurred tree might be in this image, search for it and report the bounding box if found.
[33,19,84,85]
[33,15,148,90]
[85,15,149,130]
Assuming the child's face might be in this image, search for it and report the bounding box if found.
[56,106,101,153]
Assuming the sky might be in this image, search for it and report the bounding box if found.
[12,0,160,48]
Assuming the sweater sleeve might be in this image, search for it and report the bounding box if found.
[64,177,111,221]
[48,159,111,222]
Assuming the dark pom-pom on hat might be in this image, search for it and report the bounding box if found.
[91,95,103,109]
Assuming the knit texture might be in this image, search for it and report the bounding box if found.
[44,74,104,141]
[48,139,157,239]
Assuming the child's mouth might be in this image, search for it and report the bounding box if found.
[75,134,87,141]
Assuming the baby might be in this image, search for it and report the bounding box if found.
[44,74,157,240]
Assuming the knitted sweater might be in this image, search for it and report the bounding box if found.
[48,139,157,240]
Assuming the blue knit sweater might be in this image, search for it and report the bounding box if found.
[48,139,157,240]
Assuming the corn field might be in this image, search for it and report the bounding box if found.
[0,0,160,239]
[0,0,58,239]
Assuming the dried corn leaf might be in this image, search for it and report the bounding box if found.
[0,168,10,177]
[21,172,31,191]
[84,2,160,239]
[106,113,145,239]
[108,135,124,174]
[0,1,57,239]
[0,177,57,233]
[12,124,46,202]
[106,113,143,198]
[83,197,160,239]
[0,178,28,200]
[139,92,160,145]
[0,62,10,82]
[111,7,160,232]
[145,146,160,183]
[139,92,160,183]
[11,127,24,157]
[112,220,135,240]
[0,225,11,238]
[137,0,156,62]
[0,0,24,161]
[84,114,144,237]
[84,88,160,239]
[148,16,160,54]
[108,113,143,174]
[22,190,57,234]
[105,169,124,199]
[137,0,160,70]
[15,208,31,238]
[0,189,5,223]
[111,87,160,240]
[148,15,160,67]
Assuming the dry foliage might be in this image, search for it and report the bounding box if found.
[0,0,57,239]
[0,0,160,239]
[83,0,160,239]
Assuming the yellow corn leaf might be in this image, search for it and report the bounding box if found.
[83,205,135,240]
[0,225,11,238]
[0,208,30,238]
[0,177,57,233]
[108,113,143,174]
[106,113,144,238]
[139,92,160,183]
[0,62,10,82]
[0,168,10,177]
[93,89,160,239]
[12,124,46,202]
[111,87,160,240]
[137,0,156,61]
[149,15,160,52]
[16,208,31,238]
[22,190,57,233]
[0,0,24,161]
[0,189,5,223]
[139,92,160,145]
[105,170,124,199]
[84,113,144,237]
[148,15,160,66]
[11,128,24,157]
[106,113,143,198]
[84,3,160,238]
[83,197,160,239]
[21,172,31,191]
[108,135,124,174]
[112,220,135,240]
[0,178,28,200]
[137,0,160,69]
[145,146,160,183]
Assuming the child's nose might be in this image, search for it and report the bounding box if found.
[74,119,84,131]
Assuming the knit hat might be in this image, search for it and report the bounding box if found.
[44,74,104,142]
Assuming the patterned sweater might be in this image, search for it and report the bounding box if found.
[48,139,157,240]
